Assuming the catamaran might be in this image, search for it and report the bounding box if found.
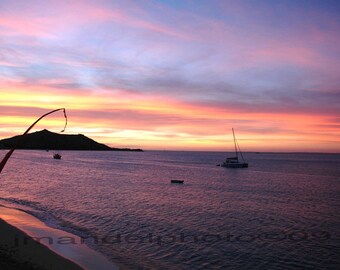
[221,128,248,168]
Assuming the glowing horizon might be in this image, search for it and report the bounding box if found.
[1,0,339,152]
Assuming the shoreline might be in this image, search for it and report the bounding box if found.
[0,206,118,270]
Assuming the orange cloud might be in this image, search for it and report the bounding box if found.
[1,81,339,152]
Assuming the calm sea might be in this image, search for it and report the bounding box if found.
[0,150,339,269]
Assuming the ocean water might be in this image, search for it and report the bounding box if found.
[0,150,339,269]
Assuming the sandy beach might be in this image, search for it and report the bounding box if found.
[0,217,83,270]
[0,206,118,270]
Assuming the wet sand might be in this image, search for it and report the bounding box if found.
[0,206,118,270]
[0,218,83,269]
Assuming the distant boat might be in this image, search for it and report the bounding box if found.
[221,128,248,168]
[53,153,61,159]
[171,179,184,184]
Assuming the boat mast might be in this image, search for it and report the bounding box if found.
[232,128,238,159]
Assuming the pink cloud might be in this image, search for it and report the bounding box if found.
[0,16,53,37]
[251,45,319,67]
[0,0,187,40]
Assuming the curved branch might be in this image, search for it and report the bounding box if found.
[0,108,67,174]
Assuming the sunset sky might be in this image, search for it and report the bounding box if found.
[0,0,339,152]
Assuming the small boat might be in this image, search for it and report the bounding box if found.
[221,128,248,168]
[171,180,184,184]
[53,153,61,159]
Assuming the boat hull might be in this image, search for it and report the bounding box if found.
[222,162,248,168]
[171,180,184,184]
[53,154,61,159]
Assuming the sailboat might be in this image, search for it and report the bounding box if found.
[221,128,248,168]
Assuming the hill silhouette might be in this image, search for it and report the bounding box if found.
[0,129,142,151]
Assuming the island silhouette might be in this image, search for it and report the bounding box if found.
[0,129,142,151]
